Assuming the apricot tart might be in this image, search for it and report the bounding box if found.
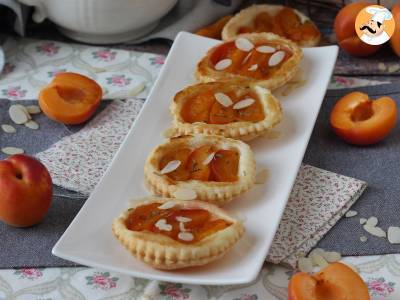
[196,33,302,90]
[170,81,282,140]
[112,197,244,269]
[144,135,256,205]
[222,5,321,47]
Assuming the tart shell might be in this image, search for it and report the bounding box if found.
[112,197,245,270]
[144,135,256,206]
[170,81,283,141]
[221,4,321,47]
[196,32,303,91]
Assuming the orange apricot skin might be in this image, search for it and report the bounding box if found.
[330,92,397,145]
[288,262,370,300]
[39,72,102,125]
[390,3,400,57]
[334,2,381,57]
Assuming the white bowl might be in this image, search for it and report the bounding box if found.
[18,0,178,44]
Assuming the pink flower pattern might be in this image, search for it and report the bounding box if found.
[159,283,191,300]
[106,74,132,87]
[14,268,43,280]
[367,277,395,298]
[1,86,27,99]
[92,49,117,62]
[86,271,118,290]
[35,42,60,56]
[149,55,165,66]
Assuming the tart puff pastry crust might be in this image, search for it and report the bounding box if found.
[170,81,283,141]
[196,32,303,90]
[144,135,256,206]
[222,4,321,47]
[112,197,245,270]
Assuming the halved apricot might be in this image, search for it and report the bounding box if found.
[39,72,102,125]
[159,148,191,181]
[288,262,370,300]
[390,3,400,57]
[195,15,232,39]
[187,145,214,181]
[209,101,236,124]
[181,91,215,123]
[211,150,239,182]
[330,91,397,145]
[236,95,265,122]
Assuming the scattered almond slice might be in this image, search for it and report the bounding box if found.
[202,152,215,165]
[248,64,258,71]
[155,219,172,231]
[1,124,16,133]
[173,188,197,201]
[214,92,233,107]
[298,257,313,273]
[311,253,329,268]
[160,160,181,174]
[25,105,41,114]
[345,210,358,218]
[388,226,400,244]
[9,105,29,124]
[233,98,255,110]
[323,251,342,263]
[360,235,368,242]
[214,58,232,71]
[25,120,39,130]
[255,169,269,184]
[268,51,285,67]
[235,37,254,52]
[176,216,191,223]
[360,218,367,225]
[179,222,187,232]
[1,147,24,155]
[158,201,175,210]
[178,232,194,241]
[242,52,252,65]
[256,45,276,53]
[366,216,378,227]
[363,224,386,238]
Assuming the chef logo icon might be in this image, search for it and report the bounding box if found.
[355,5,395,45]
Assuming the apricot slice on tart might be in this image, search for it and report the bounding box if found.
[171,82,282,141]
[288,262,370,300]
[39,72,102,125]
[222,5,321,47]
[196,33,302,91]
[330,91,397,145]
[112,197,245,269]
[144,135,256,205]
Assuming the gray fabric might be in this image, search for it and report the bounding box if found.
[309,83,400,255]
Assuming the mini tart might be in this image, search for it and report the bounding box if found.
[112,197,245,270]
[144,135,256,206]
[196,32,303,90]
[170,81,282,141]
[222,4,321,47]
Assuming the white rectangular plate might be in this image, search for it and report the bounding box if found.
[53,32,338,285]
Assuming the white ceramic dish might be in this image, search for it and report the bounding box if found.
[53,32,338,285]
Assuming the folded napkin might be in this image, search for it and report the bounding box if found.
[36,98,367,268]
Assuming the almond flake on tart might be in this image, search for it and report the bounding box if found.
[112,197,245,270]
[170,81,282,141]
[196,32,303,90]
[222,4,321,47]
[144,135,256,206]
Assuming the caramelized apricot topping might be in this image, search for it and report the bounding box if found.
[125,202,231,243]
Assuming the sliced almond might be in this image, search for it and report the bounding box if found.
[155,219,172,231]
[1,124,16,133]
[25,120,39,130]
[173,188,197,201]
[178,232,194,241]
[202,152,215,165]
[311,254,329,268]
[26,105,41,114]
[176,216,191,223]
[363,224,386,238]
[242,52,252,65]
[345,210,358,218]
[360,235,368,242]
[255,169,269,184]
[360,218,367,225]
[1,147,24,155]
[388,226,400,244]
[160,160,181,174]
[9,105,29,124]
[323,251,342,263]
[248,64,258,71]
[158,201,175,210]
[366,216,378,227]
[235,37,254,52]
[298,257,313,273]
[214,92,233,107]
[256,45,276,53]
[214,58,232,71]
[179,222,187,232]
[233,98,255,110]
[268,51,285,67]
